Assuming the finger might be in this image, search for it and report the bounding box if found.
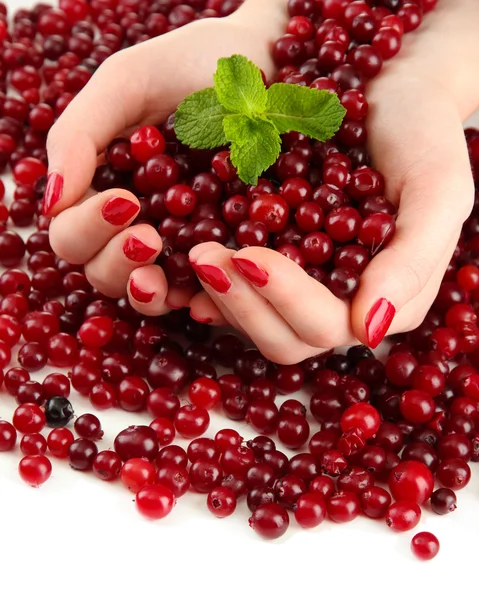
[352,81,474,348]
[166,285,199,312]
[85,224,162,298]
[127,265,170,316]
[229,246,354,349]
[190,243,326,364]
[189,291,229,326]
[49,190,140,264]
[44,47,151,216]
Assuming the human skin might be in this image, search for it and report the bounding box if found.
[46,0,478,364]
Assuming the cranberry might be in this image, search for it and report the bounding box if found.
[68,438,98,471]
[93,450,122,481]
[360,486,391,519]
[13,403,46,434]
[18,454,52,487]
[174,405,210,438]
[340,402,380,439]
[47,427,74,458]
[430,488,457,515]
[136,484,175,520]
[20,432,47,456]
[207,486,237,518]
[249,503,290,539]
[386,501,421,532]
[388,460,434,504]
[328,491,360,523]
[0,420,16,451]
[121,457,156,493]
[436,458,471,490]
[114,426,159,462]
[411,532,440,561]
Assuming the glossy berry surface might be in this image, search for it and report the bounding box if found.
[386,501,421,532]
[18,454,52,487]
[135,483,175,520]
[411,532,440,561]
[207,486,237,518]
[249,503,290,539]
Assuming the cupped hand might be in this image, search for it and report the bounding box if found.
[46,7,286,315]
[190,1,478,363]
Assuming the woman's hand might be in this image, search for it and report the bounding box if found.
[46,5,286,315]
[189,0,479,363]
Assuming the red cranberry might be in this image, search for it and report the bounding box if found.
[249,503,289,539]
[18,454,52,487]
[136,483,175,520]
[114,426,159,462]
[93,450,122,481]
[386,500,421,532]
[411,532,440,561]
[388,460,434,504]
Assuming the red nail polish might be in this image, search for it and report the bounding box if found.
[42,172,63,216]
[192,264,231,294]
[190,312,212,324]
[129,279,155,303]
[231,257,269,287]
[123,236,157,262]
[102,196,139,226]
[365,298,396,349]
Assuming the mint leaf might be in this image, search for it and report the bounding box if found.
[266,83,346,140]
[214,55,267,116]
[174,87,230,149]
[224,115,281,186]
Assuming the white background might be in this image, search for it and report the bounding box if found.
[1,2,479,599]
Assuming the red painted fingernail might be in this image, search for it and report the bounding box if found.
[42,172,63,216]
[190,312,213,324]
[123,236,157,262]
[365,298,396,349]
[231,257,269,287]
[192,264,231,294]
[129,278,155,303]
[102,196,139,226]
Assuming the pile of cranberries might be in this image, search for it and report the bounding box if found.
[1,0,478,562]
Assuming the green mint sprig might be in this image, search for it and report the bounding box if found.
[174,55,346,185]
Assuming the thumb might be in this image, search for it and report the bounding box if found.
[351,96,474,348]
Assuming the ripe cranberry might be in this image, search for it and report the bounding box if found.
[136,484,175,520]
[174,405,210,438]
[431,488,457,515]
[386,501,421,532]
[411,532,440,561]
[340,402,380,439]
[121,457,156,493]
[249,503,289,539]
[47,427,74,459]
[207,486,237,518]
[114,426,159,462]
[360,486,391,519]
[68,438,98,471]
[20,432,47,456]
[388,460,434,504]
[328,491,360,523]
[74,414,103,441]
[18,455,52,487]
[188,377,221,410]
[436,458,471,490]
[277,415,310,449]
[13,403,46,434]
[93,450,122,481]
[78,316,114,348]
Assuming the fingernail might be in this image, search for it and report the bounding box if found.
[102,196,139,226]
[190,312,213,324]
[42,172,63,216]
[129,278,155,303]
[192,263,232,294]
[231,257,269,287]
[365,298,396,349]
[123,236,157,262]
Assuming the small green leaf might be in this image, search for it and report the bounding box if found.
[224,115,281,186]
[214,54,267,116]
[174,87,230,149]
[266,83,346,140]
